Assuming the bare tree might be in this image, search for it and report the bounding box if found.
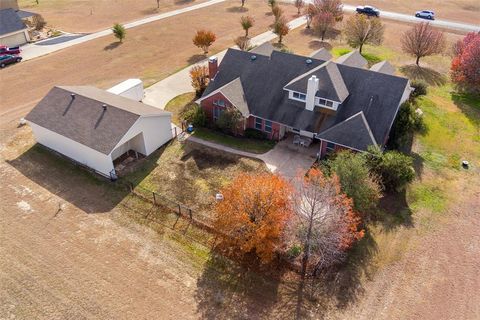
[304,3,316,29]
[241,0,246,7]
[344,14,384,53]
[313,0,344,22]
[234,36,251,51]
[156,0,160,8]
[294,169,363,279]
[401,22,446,66]
[240,15,254,37]
[273,16,289,44]
[294,0,304,15]
[272,4,283,22]
[312,12,334,41]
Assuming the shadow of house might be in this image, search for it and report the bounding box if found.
[7,144,160,214]
[400,65,447,86]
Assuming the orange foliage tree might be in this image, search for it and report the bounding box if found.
[293,168,364,278]
[193,29,217,54]
[213,173,294,263]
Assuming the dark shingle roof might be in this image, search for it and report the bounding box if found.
[202,48,409,150]
[285,61,349,102]
[310,48,333,61]
[25,86,169,155]
[316,112,377,150]
[335,50,368,68]
[0,8,26,36]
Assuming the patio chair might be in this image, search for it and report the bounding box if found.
[302,138,312,148]
[293,135,301,145]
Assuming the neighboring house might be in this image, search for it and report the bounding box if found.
[198,46,411,158]
[0,8,30,47]
[25,86,173,178]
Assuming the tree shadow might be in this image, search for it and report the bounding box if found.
[399,65,447,86]
[377,190,414,231]
[139,7,160,15]
[308,40,332,51]
[104,41,121,51]
[7,144,163,214]
[195,253,289,319]
[451,91,480,128]
[305,231,379,312]
[226,6,249,12]
[175,0,195,4]
[188,54,207,64]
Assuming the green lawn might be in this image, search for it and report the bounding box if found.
[164,92,197,126]
[192,127,276,154]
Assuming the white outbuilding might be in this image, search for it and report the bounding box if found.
[25,85,173,178]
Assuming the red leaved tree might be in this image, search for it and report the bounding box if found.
[213,173,294,263]
[193,30,217,54]
[312,11,335,41]
[451,32,480,94]
[273,16,290,44]
[293,168,364,278]
[401,22,446,66]
[313,0,343,22]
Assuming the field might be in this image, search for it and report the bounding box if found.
[1,1,480,319]
[18,0,211,33]
[1,0,298,119]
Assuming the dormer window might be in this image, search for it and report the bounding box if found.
[315,97,337,110]
[292,92,306,101]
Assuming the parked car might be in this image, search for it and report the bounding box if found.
[356,5,380,17]
[0,54,22,68]
[0,45,21,55]
[415,10,435,20]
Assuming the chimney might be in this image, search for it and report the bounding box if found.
[306,75,319,111]
[208,56,218,80]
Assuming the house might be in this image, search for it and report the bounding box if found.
[25,86,173,178]
[0,8,30,47]
[198,47,411,158]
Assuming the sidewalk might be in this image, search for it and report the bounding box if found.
[21,0,227,61]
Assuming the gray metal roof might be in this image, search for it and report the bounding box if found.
[335,50,368,68]
[310,48,333,61]
[0,8,26,36]
[370,60,396,75]
[25,86,169,155]
[202,48,409,150]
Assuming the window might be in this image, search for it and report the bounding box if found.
[292,91,306,101]
[255,117,263,130]
[213,99,226,107]
[264,120,272,133]
[213,106,223,120]
[318,98,327,106]
[325,100,334,108]
[293,92,300,99]
[299,93,306,100]
[326,142,335,153]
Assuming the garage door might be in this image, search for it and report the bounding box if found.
[0,31,27,47]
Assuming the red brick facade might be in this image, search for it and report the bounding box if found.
[200,92,284,140]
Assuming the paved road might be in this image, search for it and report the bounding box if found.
[20,0,227,61]
[342,4,479,33]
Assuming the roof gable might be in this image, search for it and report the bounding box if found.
[370,60,396,75]
[317,112,377,151]
[285,61,349,102]
[0,8,26,35]
[250,42,276,57]
[310,48,333,61]
[336,50,368,68]
[219,78,250,117]
[25,86,169,155]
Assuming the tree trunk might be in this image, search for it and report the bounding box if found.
[416,55,420,66]
[245,29,248,37]
[359,43,363,54]
[279,35,283,44]
[321,31,325,41]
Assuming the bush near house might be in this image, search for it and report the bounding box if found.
[388,100,426,149]
[410,80,428,98]
[181,102,207,127]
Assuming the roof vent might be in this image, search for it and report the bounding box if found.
[70,93,75,99]
[102,104,107,111]
[251,55,257,61]
[306,59,313,65]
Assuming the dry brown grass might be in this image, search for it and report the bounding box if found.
[1,0,298,116]
[19,0,209,33]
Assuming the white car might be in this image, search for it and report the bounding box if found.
[415,10,435,20]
